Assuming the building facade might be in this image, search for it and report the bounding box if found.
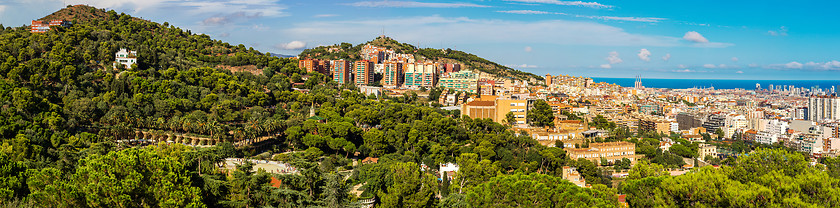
[438,70,479,93]
[113,48,137,69]
[30,20,71,33]
[331,60,351,84]
[404,62,436,88]
[808,96,840,121]
[566,142,637,165]
[382,61,403,88]
[354,60,374,86]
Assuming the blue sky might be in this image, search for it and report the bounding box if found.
[2,0,840,80]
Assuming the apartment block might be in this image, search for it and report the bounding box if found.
[438,70,479,93]
[404,62,436,88]
[461,98,529,125]
[808,96,840,121]
[331,60,351,84]
[382,61,403,88]
[354,60,374,86]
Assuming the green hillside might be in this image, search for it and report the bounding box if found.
[0,5,612,208]
[299,36,544,82]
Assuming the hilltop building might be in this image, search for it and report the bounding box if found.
[113,48,137,69]
[30,20,71,33]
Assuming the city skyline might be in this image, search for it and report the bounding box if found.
[2,0,840,79]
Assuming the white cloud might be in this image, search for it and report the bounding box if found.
[736,71,744,74]
[576,15,665,23]
[202,12,261,25]
[600,64,611,69]
[348,1,489,8]
[804,61,840,70]
[219,32,230,37]
[314,14,338,18]
[683,31,709,43]
[178,0,287,17]
[496,10,666,23]
[785,62,803,69]
[703,64,716,68]
[0,5,6,14]
[507,64,539,68]
[673,69,693,73]
[505,0,612,9]
[498,10,555,14]
[275,41,307,50]
[283,16,688,48]
[66,0,169,11]
[677,64,687,68]
[749,63,759,68]
[731,57,739,62]
[606,51,623,64]
[662,53,671,61]
[637,48,651,61]
[768,26,788,36]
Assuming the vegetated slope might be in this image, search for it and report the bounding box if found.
[299,36,543,82]
[0,4,328,161]
[0,5,618,208]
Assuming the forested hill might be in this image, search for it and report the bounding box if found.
[0,5,615,207]
[299,36,544,82]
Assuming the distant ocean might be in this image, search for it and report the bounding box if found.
[592,77,840,90]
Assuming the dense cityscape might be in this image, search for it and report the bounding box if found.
[2,2,840,208]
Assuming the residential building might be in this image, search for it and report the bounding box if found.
[461,98,529,125]
[495,99,528,125]
[299,59,329,74]
[404,62,436,88]
[702,113,726,132]
[113,48,137,69]
[462,100,495,120]
[30,20,71,33]
[438,70,479,93]
[677,113,704,130]
[698,143,717,159]
[639,116,673,134]
[331,60,351,84]
[439,163,459,180]
[444,63,461,74]
[566,142,637,165]
[354,60,374,86]
[808,96,840,121]
[382,61,403,88]
[562,166,586,187]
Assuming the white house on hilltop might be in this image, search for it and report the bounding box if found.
[114,48,137,69]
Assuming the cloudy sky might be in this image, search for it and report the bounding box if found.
[2,0,840,80]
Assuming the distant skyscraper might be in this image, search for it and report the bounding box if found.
[755,83,761,91]
[808,96,840,121]
[634,75,643,89]
[545,74,553,86]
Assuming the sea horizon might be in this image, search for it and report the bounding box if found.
[592,77,840,90]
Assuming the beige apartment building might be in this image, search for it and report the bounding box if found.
[462,98,528,125]
[566,141,638,165]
